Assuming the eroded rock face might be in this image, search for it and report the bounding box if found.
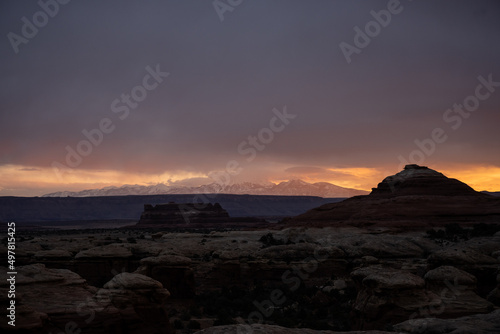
[423,266,494,317]
[428,247,498,266]
[351,265,438,330]
[135,255,195,298]
[138,202,230,226]
[95,272,171,333]
[194,324,395,334]
[38,243,162,287]
[0,264,102,332]
[0,265,172,334]
[427,246,499,298]
[75,243,134,259]
[393,309,500,334]
[486,271,500,307]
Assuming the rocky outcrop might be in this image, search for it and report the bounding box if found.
[0,264,102,332]
[371,164,477,196]
[134,255,195,298]
[285,164,500,228]
[486,272,500,306]
[138,202,230,225]
[351,265,438,329]
[194,324,395,333]
[70,243,138,286]
[135,201,269,228]
[95,273,172,333]
[423,266,494,316]
[393,309,500,334]
[427,247,498,266]
[0,264,172,334]
[32,242,165,287]
[427,246,499,298]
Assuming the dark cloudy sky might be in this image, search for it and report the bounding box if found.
[1,0,500,196]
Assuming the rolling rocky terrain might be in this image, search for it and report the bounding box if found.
[1,226,499,333]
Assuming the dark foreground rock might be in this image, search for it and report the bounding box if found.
[194,324,396,333]
[0,264,173,333]
[6,226,500,333]
[193,309,500,334]
[351,265,437,330]
[393,309,500,333]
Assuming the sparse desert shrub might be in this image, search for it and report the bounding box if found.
[126,237,137,243]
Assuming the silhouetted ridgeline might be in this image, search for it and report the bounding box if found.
[285,165,500,228]
[0,194,342,223]
[482,191,500,197]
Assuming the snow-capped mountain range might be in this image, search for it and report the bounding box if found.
[42,180,369,198]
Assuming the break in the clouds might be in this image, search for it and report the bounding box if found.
[1,0,500,196]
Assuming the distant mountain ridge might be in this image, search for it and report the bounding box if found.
[0,194,344,223]
[42,180,368,198]
[482,191,500,197]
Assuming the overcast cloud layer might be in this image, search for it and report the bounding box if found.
[1,0,500,196]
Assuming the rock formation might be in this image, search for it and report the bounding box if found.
[0,264,172,333]
[285,164,500,228]
[351,265,438,329]
[135,254,195,298]
[193,310,500,334]
[423,266,493,317]
[194,324,394,333]
[136,201,268,228]
[138,202,230,225]
[393,309,500,334]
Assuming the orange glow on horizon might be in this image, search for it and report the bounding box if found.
[0,164,207,196]
[1,164,499,196]
[439,166,500,192]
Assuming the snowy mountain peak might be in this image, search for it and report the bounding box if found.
[42,180,369,198]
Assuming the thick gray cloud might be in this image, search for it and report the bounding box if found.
[1,0,499,186]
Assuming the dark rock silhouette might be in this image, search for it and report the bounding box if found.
[285,165,500,228]
[0,265,173,333]
[371,164,478,196]
[136,202,269,228]
[138,202,230,225]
